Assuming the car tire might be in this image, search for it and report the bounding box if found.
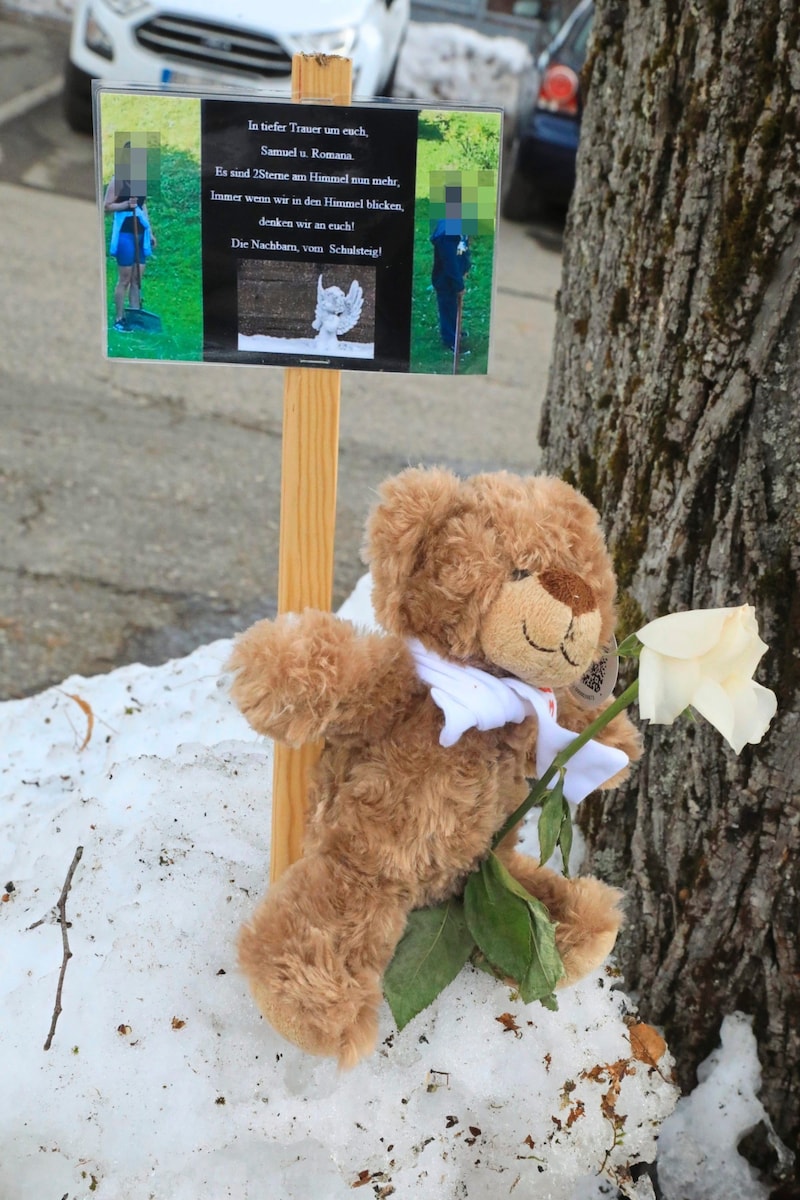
[380,53,400,98]
[501,168,542,221]
[63,59,94,135]
[501,140,542,222]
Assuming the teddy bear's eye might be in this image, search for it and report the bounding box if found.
[511,568,531,582]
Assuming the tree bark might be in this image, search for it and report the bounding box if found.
[540,0,800,1160]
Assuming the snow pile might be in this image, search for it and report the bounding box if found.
[657,1013,791,1200]
[1,583,680,1199]
[394,22,532,114]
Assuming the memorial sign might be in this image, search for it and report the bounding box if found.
[97,89,502,375]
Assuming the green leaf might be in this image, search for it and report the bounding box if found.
[470,947,504,979]
[615,632,643,658]
[558,798,573,878]
[537,991,559,1012]
[464,854,565,1004]
[538,778,565,867]
[464,853,534,982]
[518,893,564,1004]
[383,899,475,1031]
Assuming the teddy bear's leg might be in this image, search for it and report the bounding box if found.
[496,845,623,987]
[238,853,408,1067]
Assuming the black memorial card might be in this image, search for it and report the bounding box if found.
[201,100,418,372]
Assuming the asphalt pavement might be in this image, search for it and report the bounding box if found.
[0,8,564,700]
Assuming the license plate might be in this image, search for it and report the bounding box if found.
[159,67,250,91]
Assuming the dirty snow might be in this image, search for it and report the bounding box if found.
[2,579,681,1200]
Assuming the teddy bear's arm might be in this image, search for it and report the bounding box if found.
[228,610,421,746]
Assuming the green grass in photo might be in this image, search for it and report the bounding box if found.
[100,92,203,362]
[410,110,501,375]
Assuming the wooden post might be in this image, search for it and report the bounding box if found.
[270,54,353,884]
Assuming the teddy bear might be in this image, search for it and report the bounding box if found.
[229,467,641,1066]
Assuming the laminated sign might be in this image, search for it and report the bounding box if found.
[96,88,502,375]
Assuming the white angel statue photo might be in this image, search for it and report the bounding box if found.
[312,275,364,352]
[238,261,375,360]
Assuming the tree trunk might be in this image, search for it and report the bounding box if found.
[540,0,800,1161]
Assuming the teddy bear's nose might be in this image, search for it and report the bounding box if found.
[539,568,596,616]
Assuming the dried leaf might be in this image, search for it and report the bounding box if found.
[171,1017,187,1030]
[495,1012,521,1035]
[63,692,94,752]
[566,1100,585,1127]
[629,1022,667,1067]
[581,1058,633,1087]
[601,1088,618,1121]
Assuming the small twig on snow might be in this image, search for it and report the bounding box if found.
[43,845,84,1052]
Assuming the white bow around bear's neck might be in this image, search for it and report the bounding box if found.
[407,638,628,805]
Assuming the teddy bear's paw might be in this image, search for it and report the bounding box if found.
[336,998,381,1069]
[238,909,382,1065]
[227,612,344,743]
[245,970,381,1067]
[553,876,624,987]
[228,610,406,745]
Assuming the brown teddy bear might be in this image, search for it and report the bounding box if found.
[229,468,641,1065]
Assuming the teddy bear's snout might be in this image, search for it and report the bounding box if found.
[538,568,596,617]
[479,566,603,687]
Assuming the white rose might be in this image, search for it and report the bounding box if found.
[636,605,777,754]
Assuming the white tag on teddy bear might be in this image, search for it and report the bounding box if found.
[568,634,619,707]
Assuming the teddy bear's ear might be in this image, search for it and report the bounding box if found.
[363,467,464,627]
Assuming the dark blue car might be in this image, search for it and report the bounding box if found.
[502,0,593,220]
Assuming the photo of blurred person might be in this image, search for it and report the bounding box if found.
[430,189,471,354]
[104,140,157,332]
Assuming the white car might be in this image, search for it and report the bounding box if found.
[64,0,410,131]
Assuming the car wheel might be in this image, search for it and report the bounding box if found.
[500,141,542,222]
[380,30,407,99]
[63,60,94,135]
[501,171,539,221]
[378,55,400,98]
[381,57,398,96]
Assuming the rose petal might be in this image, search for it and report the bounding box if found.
[639,648,699,724]
[690,677,736,748]
[727,681,778,753]
[637,608,742,660]
[700,608,767,681]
